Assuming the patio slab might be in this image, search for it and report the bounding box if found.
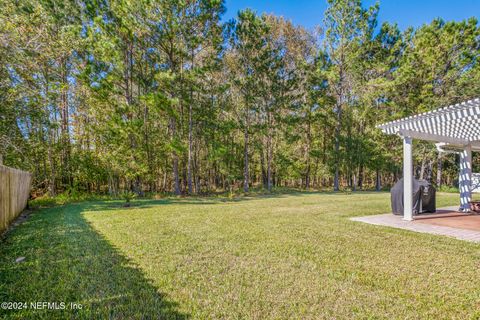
[351,207,480,243]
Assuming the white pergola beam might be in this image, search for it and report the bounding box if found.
[398,130,469,146]
[459,145,472,211]
[403,136,413,221]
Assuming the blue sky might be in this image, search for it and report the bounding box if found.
[223,0,480,30]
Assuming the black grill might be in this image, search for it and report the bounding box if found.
[391,178,436,215]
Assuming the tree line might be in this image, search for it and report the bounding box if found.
[1,0,479,196]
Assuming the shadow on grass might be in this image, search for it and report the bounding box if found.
[0,204,188,319]
[79,190,389,212]
[74,195,292,212]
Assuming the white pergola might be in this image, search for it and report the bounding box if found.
[378,98,480,221]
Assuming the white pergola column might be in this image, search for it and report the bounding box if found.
[459,144,472,212]
[403,136,413,221]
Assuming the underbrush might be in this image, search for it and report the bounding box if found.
[29,184,462,209]
[437,185,459,193]
[28,192,112,209]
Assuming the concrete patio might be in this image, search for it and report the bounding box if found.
[351,206,480,243]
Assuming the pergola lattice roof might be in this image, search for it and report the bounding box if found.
[377,98,480,217]
[378,98,480,147]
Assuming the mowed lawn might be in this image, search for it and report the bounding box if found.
[1,192,480,319]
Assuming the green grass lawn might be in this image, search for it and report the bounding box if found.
[1,192,480,319]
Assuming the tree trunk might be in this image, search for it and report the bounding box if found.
[419,156,426,180]
[426,159,434,182]
[375,169,381,191]
[60,57,72,188]
[436,153,443,187]
[108,175,114,196]
[243,112,249,193]
[187,107,193,194]
[267,111,272,192]
[162,166,167,192]
[173,154,180,195]
[334,49,346,192]
[333,103,342,191]
[170,117,181,195]
[260,147,266,188]
[358,164,364,189]
[187,49,194,194]
[305,109,312,189]
[48,134,56,196]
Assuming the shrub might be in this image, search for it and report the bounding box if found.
[121,191,136,207]
[28,195,57,209]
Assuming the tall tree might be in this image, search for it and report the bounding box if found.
[323,0,379,191]
[229,9,272,192]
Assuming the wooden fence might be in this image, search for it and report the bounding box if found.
[0,165,32,233]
